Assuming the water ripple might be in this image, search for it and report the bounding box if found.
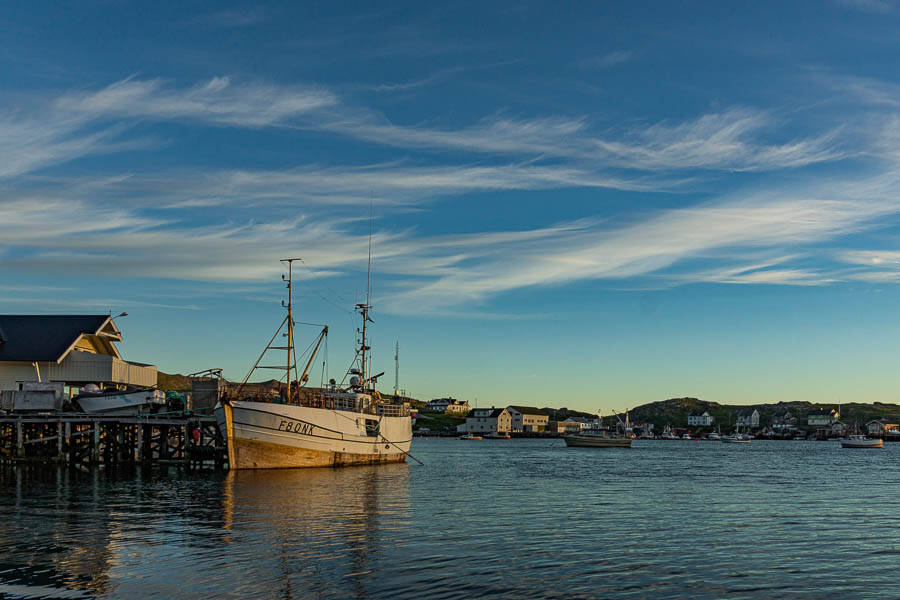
[2,441,900,598]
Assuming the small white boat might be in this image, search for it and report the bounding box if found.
[707,432,721,441]
[484,432,511,439]
[841,434,883,448]
[681,433,692,440]
[75,388,165,415]
[458,434,482,441]
[722,433,751,444]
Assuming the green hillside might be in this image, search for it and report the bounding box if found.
[625,397,900,430]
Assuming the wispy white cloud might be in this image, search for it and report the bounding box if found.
[1,75,847,184]
[836,0,893,13]
[591,109,845,172]
[57,76,336,128]
[580,50,634,70]
[184,9,269,28]
[381,177,900,312]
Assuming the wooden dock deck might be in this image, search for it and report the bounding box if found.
[0,414,227,469]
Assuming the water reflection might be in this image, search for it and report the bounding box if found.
[221,464,411,599]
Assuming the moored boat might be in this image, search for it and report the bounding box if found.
[564,410,632,448]
[721,433,751,444]
[75,387,165,415]
[841,434,883,448]
[563,431,632,448]
[484,431,511,439]
[458,434,483,441]
[214,259,411,470]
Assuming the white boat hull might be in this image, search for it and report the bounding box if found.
[215,400,412,469]
[841,438,883,448]
[76,390,165,415]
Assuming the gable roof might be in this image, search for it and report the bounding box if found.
[0,315,115,362]
[736,409,758,417]
[507,405,549,416]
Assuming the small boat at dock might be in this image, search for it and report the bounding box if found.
[458,434,482,440]
[484,432,511,439]
[74,387,165,415]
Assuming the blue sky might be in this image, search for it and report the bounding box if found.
[3,1,900,411]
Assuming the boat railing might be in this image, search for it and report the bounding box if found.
[328,395,363,413]
[377,404,409,417]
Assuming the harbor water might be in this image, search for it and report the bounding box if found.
[3,439,900,599]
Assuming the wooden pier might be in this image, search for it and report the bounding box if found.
[0,414,227,469]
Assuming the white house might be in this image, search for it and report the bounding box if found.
[735,409,760,428]
[424,397,470,414]
[687,411,714,427]
[0,315,156,393]
[807,408,839,427]
[506,406,549,432]
[465,407,512,434]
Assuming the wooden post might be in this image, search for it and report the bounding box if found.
[117,426,125,463]
[161,426,169,460]
[16,421,23,458]
[57,422,63,461]
[64,422,71,465]
[137,424,143,462]
[184,423,191,466]
[91,422,100,464]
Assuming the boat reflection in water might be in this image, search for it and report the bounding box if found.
[222,463,411,598]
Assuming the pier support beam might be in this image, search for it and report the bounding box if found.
[16,422,23,458]
[91,423,100,464]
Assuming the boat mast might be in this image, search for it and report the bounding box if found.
[281,258,299,402]
[357,208,373,389]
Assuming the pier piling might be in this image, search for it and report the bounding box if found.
[0,415,226,469]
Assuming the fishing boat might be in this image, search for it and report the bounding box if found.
[458,433,483,441]
[841,434,883,448]
[707,431,721,441]
[721,432,751,444]
[74,387,165,415]
[563,410,632,448]
[214,258,412,470]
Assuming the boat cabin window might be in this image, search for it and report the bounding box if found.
[364,419,378,437]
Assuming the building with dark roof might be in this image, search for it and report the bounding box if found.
[506,406,549,432]
[0,315,157,392]
[465,407,511,434]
